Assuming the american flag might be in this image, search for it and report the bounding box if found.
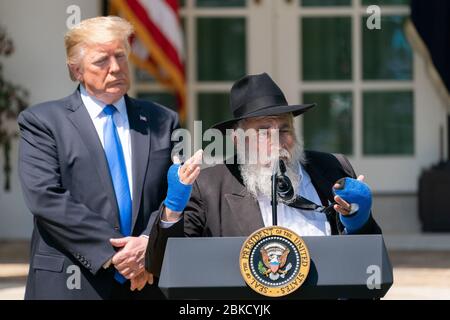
[111,0,187,122]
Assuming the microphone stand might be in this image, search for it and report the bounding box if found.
[271,160,279,226]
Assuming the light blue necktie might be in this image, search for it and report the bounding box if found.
[103,104,132,284]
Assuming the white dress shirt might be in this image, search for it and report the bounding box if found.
[256,164,331,236]
[80,85,133,199]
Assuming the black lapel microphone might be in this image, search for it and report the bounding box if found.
[276,160,337,215]
[276,159,295,201]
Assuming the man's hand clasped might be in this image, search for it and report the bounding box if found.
[110,149,203,291]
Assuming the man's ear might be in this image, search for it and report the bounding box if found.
[68,63,83,82]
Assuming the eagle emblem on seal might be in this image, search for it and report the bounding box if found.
[259,242,292,280]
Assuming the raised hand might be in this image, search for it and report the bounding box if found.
[333,175,365,216]
[177,149,203,185]
[163,149,203,221]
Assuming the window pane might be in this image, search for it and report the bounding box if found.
[301,0,351,6]
[198,93,231,129]
[198,93,232,152]
[363,91,414,155]
[363,16,413,80]
[197,18,246,81]
[303,92,353,154]
[302,17,352,81]
[196,0,246,7]
[136,92,178,112]
[362,0,410,5]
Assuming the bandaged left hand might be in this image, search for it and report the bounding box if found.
[332,175,372,234]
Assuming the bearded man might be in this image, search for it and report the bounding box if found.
[145,73,382,276]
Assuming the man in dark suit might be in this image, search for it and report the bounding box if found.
[146,73,382,277]
[17,16,193,299]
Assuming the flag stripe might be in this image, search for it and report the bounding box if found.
[140,0,184,60]
[118,0,185,90]
[165,0,179,13]
[126,0,184,74]
[111,0,187,122]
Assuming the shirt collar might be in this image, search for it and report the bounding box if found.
[80,85,127,120]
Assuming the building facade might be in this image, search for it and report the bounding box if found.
[0,0,448,240]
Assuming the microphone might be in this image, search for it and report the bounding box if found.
[272,160,339,216]
[271,158,295,226]
[276,160,294,202]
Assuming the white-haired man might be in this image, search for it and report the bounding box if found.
[18,16,199,299]
[145,73,382,277]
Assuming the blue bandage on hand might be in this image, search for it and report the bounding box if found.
[164,163,193,213]
[333,177,372,234]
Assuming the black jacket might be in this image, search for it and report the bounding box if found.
[146,151,382,276]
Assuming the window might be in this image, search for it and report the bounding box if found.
[299,0,414,156]
[131,0,247,142]
[132,0,415,158]
[303,92,353,154]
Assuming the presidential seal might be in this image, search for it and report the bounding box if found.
[239,226,310,297]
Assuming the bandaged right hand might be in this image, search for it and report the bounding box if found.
[163,149,203,213]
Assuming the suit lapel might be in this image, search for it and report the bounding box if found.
[303,159,334,206]
[66,90,119,226]
[303,152,340,235]
[125,96,151,231]
[224,163,265,235]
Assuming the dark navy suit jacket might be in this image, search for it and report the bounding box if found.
[18,89,178,299]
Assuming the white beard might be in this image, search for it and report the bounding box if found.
[238,141,306,199]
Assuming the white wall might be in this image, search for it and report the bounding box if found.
[0,0,101,239]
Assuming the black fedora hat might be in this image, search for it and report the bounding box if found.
[211,73,316,133]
